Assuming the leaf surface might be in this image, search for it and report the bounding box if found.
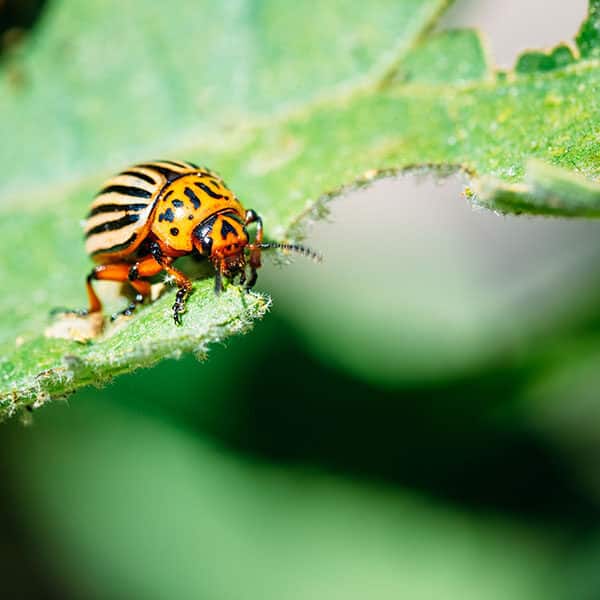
[0,0,449,418]
[3,1,600,419]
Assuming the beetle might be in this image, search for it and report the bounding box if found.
[75,159,317,325]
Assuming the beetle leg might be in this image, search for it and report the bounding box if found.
[85,268,105,314]
[245,265,258,291]
[171,288,187,325]
[130,255,163,279]
[82,256,161,319]
[146,242,193,325]
[244,209,263,291]
[214,262,224,295]
[110,284,151,321]
[245,209,264,244]
[53,264,129,317]
[161,263,193,325]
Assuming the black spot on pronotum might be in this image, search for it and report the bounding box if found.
[184,186,202,209]
[87,203,148,217]
[158,208,175,223]
[98,184,152,198]
[194,181,223,200]
[86,214,140,237]
[170,227,179,236]
[220,218,237,240]
[188,215,194,220]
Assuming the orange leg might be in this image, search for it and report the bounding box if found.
[244,209,263,289]
[86,255,164,316]
[147,240,194,324]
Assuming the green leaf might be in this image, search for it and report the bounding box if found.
[0,0,450,193]
[0,0,450,419]
[4,0,600,419]
[1,283,269,414]
[476,159,600,217]
[515,45,576,74]
[577,0,600,58]
[392,28,491,84]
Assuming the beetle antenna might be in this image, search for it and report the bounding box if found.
[259,242,322,262]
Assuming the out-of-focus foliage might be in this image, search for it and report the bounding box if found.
[265,175,600,384]
[4,389,566,600]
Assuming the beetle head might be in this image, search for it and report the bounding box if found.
[193,213,249,291]
[193,212,322,293]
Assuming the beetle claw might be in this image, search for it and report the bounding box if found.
[110,293,145,321]
[110,303,135,321]
[172,287,189,325]
[172,307,184,325]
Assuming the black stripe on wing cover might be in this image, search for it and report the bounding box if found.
[97,184,152,198]
[120,170,157,185]
[86,214,140,237]
[90,233,138,256]
[87,203,149,217]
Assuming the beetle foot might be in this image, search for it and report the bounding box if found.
[110,302,136,321]
[110,294,144,321]
[172,287,190,325]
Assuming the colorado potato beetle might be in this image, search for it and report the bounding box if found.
[77,159,318,325]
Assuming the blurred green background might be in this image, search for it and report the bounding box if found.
[4,1,600,598]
